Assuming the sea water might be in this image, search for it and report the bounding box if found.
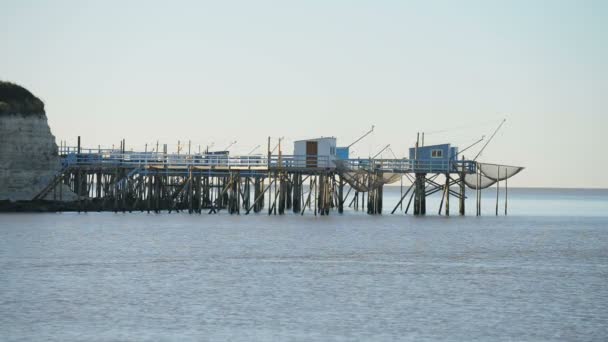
[1,188,607,341]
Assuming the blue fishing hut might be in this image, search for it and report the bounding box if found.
[408,143,458,173]
[336,147,349,160]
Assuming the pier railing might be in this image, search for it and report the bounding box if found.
[60,149,335,169]
[336,159,476,174]
[59,147,476,174]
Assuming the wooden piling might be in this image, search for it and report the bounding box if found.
[445,174,450,216]
[414,173,426,216]
[459,172,465,216]
[338,175,344,214]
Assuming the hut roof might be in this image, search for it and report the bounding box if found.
[293,137,336,143]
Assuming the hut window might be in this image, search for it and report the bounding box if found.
[431,149,443,158]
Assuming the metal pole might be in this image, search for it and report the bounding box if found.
[474,119,506,161]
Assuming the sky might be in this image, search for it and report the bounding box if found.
[1,0,606,188]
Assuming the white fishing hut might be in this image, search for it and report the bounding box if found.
[293,137,337,168]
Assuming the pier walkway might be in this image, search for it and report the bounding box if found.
[33,146,518,217]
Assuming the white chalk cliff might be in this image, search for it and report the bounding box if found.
[0,81,76,201]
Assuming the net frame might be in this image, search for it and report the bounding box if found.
[464,163,524,190]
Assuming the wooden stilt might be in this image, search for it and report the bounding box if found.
[445,174,450,216]
[459,172,465,216]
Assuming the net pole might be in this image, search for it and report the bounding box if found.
[475,168,478,216]
[476,167,480,216]
[478,167,482,216]
[504,168,508,216]
[495,165,500,216]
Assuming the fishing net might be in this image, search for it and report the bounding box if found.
[464,173,496,189]
[464,163,524,189]
[339,171,371,192]
[337,160,523,191]
[478,163,524,181]
[381,172,402,185]
[337,166,402,192]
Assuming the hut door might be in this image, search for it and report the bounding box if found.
[306,141,318,167]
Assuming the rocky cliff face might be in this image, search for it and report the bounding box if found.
[0,81,76,201]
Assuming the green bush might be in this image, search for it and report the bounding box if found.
[0,81,45,116]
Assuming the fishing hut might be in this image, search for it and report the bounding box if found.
[293,137,337,168]
[335,146,350,160]
[403,142,469,216]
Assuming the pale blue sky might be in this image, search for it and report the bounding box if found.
[2,0,607,187]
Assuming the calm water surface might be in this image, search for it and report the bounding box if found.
[1,188,607,341]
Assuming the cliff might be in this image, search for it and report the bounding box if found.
[0,81,76,201]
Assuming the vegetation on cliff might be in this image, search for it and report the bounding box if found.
[0,81,45,116]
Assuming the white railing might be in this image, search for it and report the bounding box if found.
[337,159,476,173]
[61,150,334,169]
[59,146,476,173]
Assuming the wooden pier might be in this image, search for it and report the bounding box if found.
[33,139,522,216]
